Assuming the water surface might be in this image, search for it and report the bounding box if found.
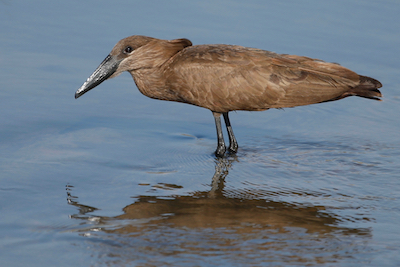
[0,1,399,266]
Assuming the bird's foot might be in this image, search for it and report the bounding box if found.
[227,143,238,154]
[214,145,226,158]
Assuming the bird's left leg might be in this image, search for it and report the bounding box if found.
[223,112,238,153]
[212,112,226,157]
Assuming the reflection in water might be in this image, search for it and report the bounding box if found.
[66,158,372,266]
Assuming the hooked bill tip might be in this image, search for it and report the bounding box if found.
[75,79,91,99]
[74,86,84,99]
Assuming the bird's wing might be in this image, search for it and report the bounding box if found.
[167,45,361,112]
[265,54,361,107]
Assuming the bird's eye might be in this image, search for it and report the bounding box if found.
[123,46,133,54]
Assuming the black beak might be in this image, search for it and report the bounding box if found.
[75,55,120,99]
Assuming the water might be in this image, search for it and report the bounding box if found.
[1,1,399,266]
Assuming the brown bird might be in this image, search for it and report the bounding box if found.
[75,35,382,157]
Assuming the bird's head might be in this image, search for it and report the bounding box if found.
[75,35,192,99]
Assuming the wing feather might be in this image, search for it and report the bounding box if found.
[166,45,363,112]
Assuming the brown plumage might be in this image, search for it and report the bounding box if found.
[75,35,382,157]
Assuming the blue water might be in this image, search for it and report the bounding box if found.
[1,1,400,266]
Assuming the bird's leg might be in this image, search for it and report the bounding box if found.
[222,112,239,153]
[212,112,226,157]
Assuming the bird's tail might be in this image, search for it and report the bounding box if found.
[350,75,382,100]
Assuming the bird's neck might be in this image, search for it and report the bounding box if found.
[129,69,174,101]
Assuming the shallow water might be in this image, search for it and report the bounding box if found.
[1,1,400,266]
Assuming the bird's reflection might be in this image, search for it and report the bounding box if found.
[66,157,372,265]
[208,156,234,198]
[67,157,370,234]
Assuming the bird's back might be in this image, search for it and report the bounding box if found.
[163,44,381,112]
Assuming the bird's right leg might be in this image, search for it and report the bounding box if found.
[212,112,226,157]
[222,112,238,154]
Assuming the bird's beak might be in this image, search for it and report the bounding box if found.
[75,55,120,99]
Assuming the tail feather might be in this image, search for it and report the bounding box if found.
[350,75,382,101]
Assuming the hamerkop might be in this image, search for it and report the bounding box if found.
[75,35,382,157]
